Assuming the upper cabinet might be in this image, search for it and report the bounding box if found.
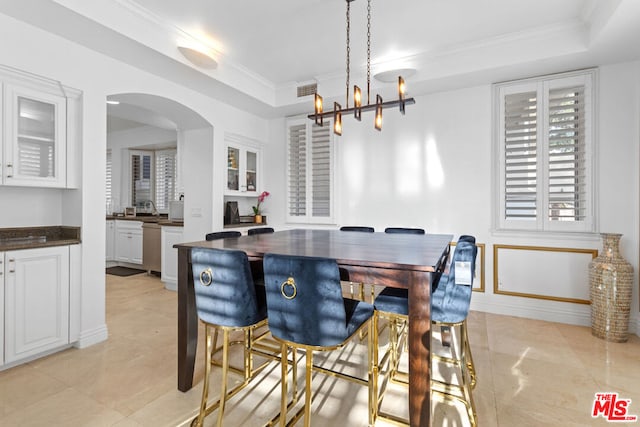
[0,66,81,189]
[224,133,262,197]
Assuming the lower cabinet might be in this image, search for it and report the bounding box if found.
[161,226,184,291]
[115,220,143,264]
[106,220,115,262]
[2,246,70,365]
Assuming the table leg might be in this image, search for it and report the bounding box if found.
[408,270,431,427]
[177,247,198,391]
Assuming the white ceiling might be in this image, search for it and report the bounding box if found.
[3,0,640,120]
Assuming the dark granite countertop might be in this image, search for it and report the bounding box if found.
[0,226,81,251]
[106,215,184,226]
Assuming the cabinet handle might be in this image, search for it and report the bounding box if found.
[6,163,13,178]
[8,258,15,273]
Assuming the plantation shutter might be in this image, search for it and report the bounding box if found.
[311,123,331,217]
[504,91,538,221]
[155,150,177,210]
[547,86,586,222]
[106,150,112,207]
[288,123,307,217]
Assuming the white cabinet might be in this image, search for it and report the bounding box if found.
[2,81,67,188]
[161,225,183,291]
[0,66,81,189]
[115,220,143,265]
[106,220,115,262]
[0,253,4,366]
[225,143,261,196]
[3,246,70,365]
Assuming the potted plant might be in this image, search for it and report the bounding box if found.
[252,191,270,223]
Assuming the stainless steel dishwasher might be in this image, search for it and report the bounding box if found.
[142,222,161,273]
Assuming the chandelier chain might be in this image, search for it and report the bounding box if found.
[367,0,371,105]
[346,0,351,108]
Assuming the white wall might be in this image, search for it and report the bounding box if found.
[0,12,269,347]
[268,62,640,332]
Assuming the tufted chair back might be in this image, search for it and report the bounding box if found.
[384,227,425,235]
[205,231,241,241]
[263,253,352,347]
[191,248,266,328]
[432,240,478,324]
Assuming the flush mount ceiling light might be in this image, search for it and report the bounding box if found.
[309,0,415,135]
[177,45,218,69]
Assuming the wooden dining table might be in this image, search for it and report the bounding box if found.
[174,228,453,427]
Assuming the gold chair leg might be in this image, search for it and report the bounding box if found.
[304,349,313,427]
[215,329,231,427]
[280,343,288,427]
[193,324,213,427]
[369,316,378,426]
[462,320,477,389]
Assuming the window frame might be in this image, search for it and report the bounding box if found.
[285,116,336,225]
[493,69,597,234]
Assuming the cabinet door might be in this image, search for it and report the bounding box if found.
[115,221,143,264]
[106,220,115,262]
[161,226,183,287]
[3,83,67,187]
[225,144,261,196]
[0,253,4,366]
[4,246,69,364]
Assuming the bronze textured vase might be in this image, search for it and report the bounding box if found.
[589,233,633,342]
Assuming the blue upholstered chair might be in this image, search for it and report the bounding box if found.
[205,230,241,241]
[373,238,478,426]
[340,225,375,232]
[248,227,275,235]
[190,248,274,427]
[383,227,425,235]
[263,253,376,426]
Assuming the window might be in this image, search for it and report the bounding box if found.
[106,149,112,211]
[286,117,335,223]
[129,149,178,212]
[495,70,596,232]
[155,149,178,210]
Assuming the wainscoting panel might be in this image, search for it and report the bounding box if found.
[493,244,598,304]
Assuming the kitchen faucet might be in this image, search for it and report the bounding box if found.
[144,200,158,216]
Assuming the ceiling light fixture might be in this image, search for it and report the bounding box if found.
[309,0,415,134]
[177,45,218,69]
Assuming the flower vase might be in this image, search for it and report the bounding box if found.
[588,233,633,342]
[254,214,263,224]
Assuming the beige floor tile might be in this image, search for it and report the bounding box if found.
[2,273,640,427]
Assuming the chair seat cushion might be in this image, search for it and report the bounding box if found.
[374,287,408,316]
[343,298,374,337]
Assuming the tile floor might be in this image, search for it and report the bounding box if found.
[1,273,639,426]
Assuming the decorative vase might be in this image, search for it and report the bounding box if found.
[588,233,633,343]
[254,214,263,224]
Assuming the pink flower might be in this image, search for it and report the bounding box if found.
[253,191,270,215]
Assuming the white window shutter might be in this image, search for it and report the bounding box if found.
[311,123,331,217]
[155,149,177,211]
[288,123,307,217]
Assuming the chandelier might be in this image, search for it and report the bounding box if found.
[308,0,415,135]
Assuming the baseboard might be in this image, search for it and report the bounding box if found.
[74,324,109,349]
[471,299,591,327]
[163,280,177,292]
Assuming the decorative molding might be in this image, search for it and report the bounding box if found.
[471,298,591,327]
[493,244,597,304]
[75,325,108,349]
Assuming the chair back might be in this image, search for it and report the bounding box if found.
[248,227,275,236]
[384,227,425,235]
[457,235,476,244]
[191,248,266,327]
[205,231,241,241]
[340,226,374,233]
[263,253,349,347]
[432,240,478,323]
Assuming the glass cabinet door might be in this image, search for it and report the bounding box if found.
[246,150,257,192]
[3,83,66,187]
[227,146,240,191]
